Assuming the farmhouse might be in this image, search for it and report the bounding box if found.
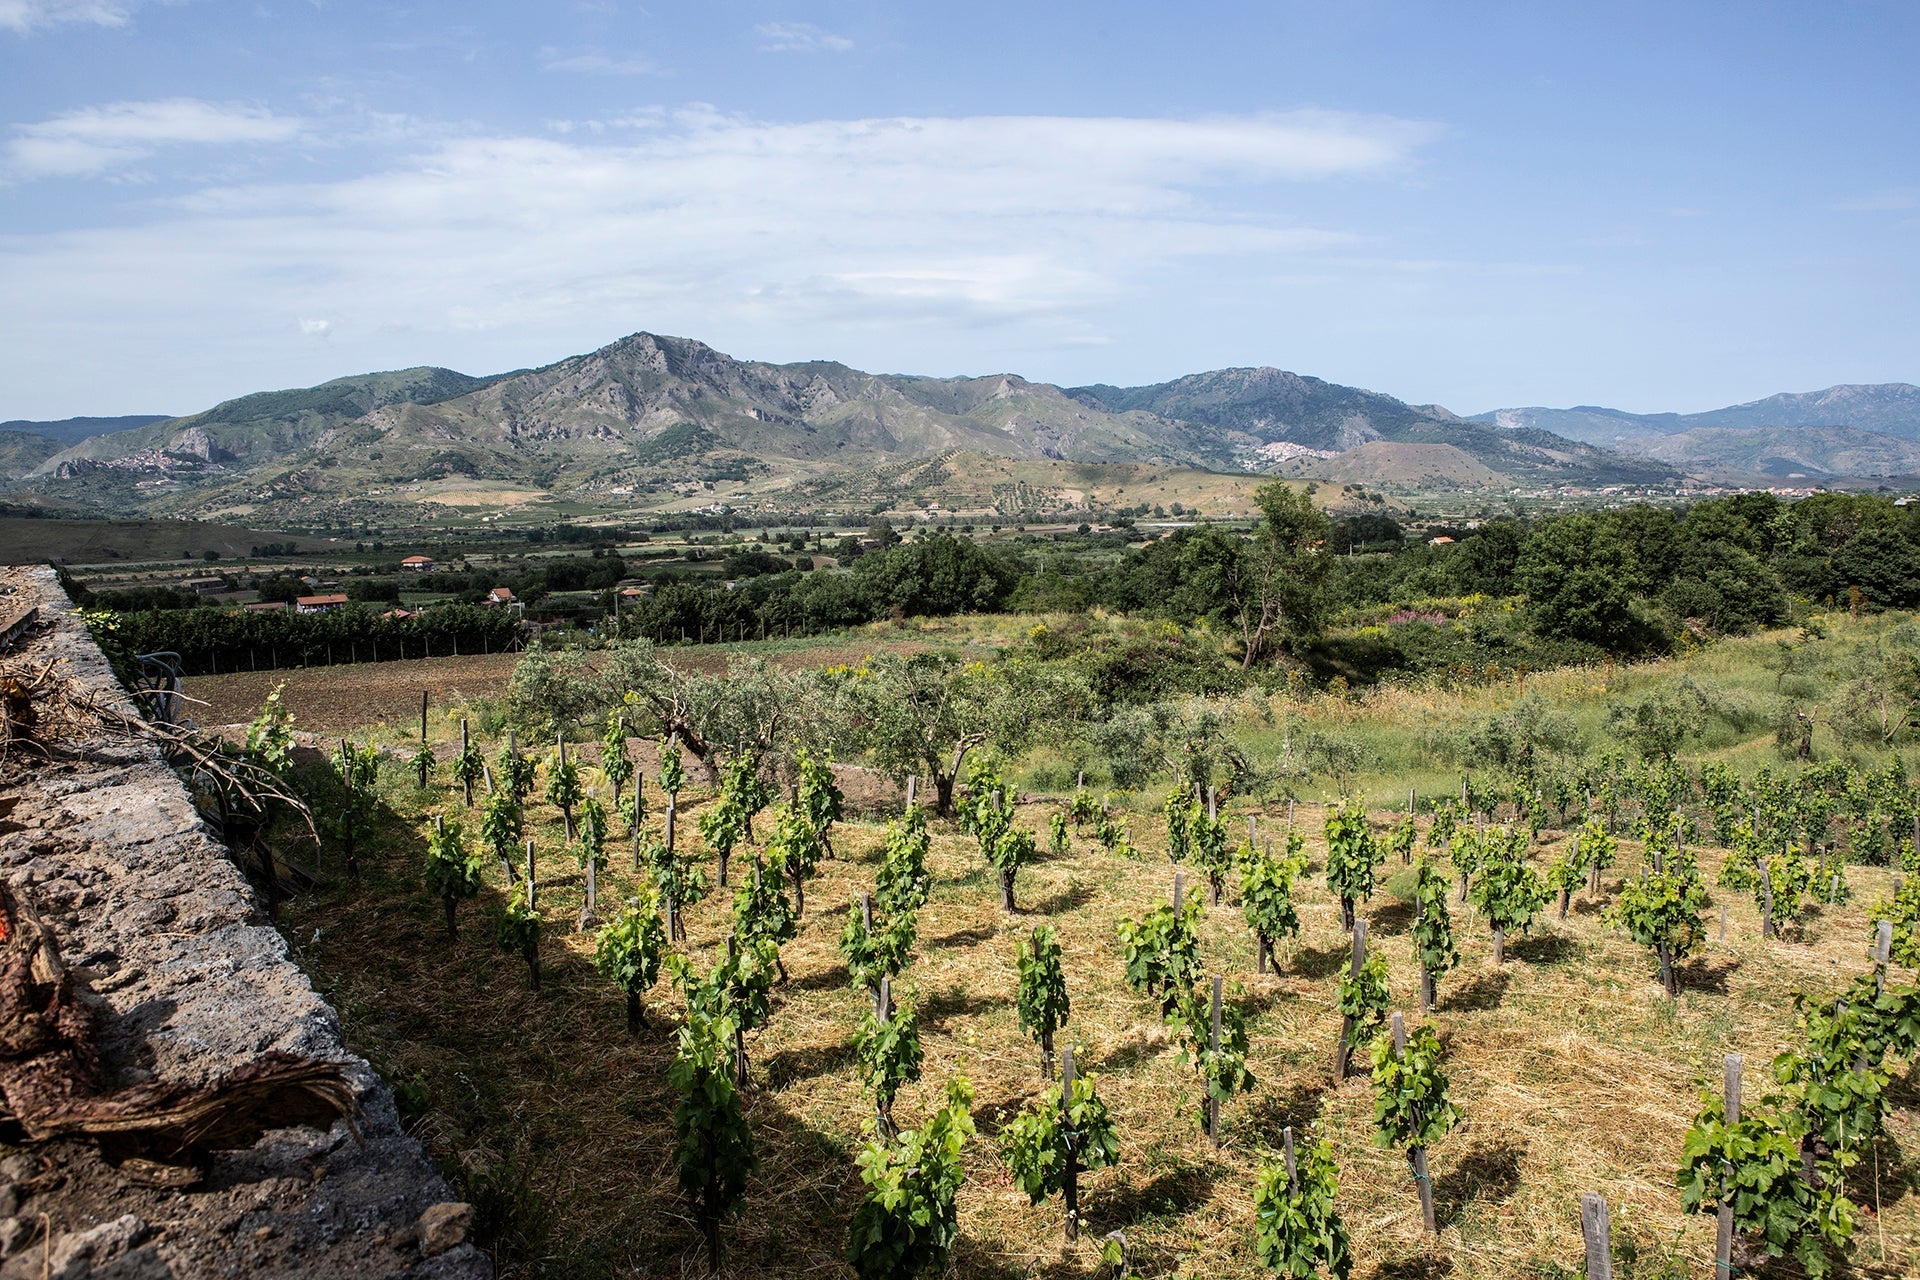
[483,586,516,606]
[295,593,348,614]
[400,555,436,572]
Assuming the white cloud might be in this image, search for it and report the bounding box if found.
[538,46,661,76]
[0,108,1439,410]
[755,21,852,53]
[6,98,305,178]
[299,318,332,337]
[0,0,135,33]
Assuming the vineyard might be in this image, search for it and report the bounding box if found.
[215,677,1920,1280]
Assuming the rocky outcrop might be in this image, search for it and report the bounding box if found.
[0,568,489,1279]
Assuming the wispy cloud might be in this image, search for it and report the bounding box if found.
[1,108,1437,404]
[5,98,304,178]
[755,21,852,53]
[1836,188,1919,213]
[0,0,137,33]
[538,46,661,76]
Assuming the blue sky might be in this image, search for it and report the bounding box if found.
[1,1,1915,421]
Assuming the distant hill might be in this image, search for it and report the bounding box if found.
[0,431,62,480]
[9,331,1678,517]
[1635,423,1920,482]
[1074,367,1675,486]
[1478,385,1920,443]
[0,415,170,447]
[37,367,505,474]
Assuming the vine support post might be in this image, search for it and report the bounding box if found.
[632,780,643,870]
[905,775,916,810]
[418,691,429,789]
[1061,1043,1079,1240]
[1715,1054,1742,1280]
[1874,921,1893,996]
[460,720,472,805]
[525,839,536,911]
[1759,860,1775,940]
[1287,799,1294,829]
[341,805,357,880]
[664,795,676,855]
[1172,871,1183,914]
[1207,786,1217,823]
[1281,1126,1298,1195]
[876,975,893,1133]
[1207,975,1223,1147]
[1416,893,1434,1013]
[1393,1012,1436,1234]
[1334,917,1367,1082]
[1492,923,1505,966]
[1580,1192,1613,1280]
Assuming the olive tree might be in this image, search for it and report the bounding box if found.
[844,651,1084,816]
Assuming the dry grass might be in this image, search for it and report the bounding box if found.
[275,761,1920,1280]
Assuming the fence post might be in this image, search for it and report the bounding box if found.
[1207,975,1223,1147]
[1334,918,1367,1081]
[1061,1044,1079,1240]
[1581,1192,1613,1280]
[1715,1054,1741,1278]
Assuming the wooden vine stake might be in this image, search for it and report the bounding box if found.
[1282,1125,1299,1194]
[1581,1192,1613,1280]
[1759,859,1776,940]
[1715,1054,1741,1280]
[418,690,430,789]
[632,774,645,870]
[460,719,473,805]
[1333,917,1367,1082]
[729,933,746,1087]
[1207,975,1224,1147]
[1393,1012,1437,1234]
[1874,920,1893,997]
[906,775,916,810]
[525,839,537,911]
[875,975,894,1134]
[1416,890,1434,1014]
[1061,1044,1080,1240]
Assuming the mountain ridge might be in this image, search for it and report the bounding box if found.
[11,331,1682,515]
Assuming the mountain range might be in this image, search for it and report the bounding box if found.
[1474,384,1920,481]
[7,332,1915,515]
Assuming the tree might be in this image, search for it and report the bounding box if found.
[594,893,667,1031]
[1118,891,1204,1014]
[1016,925,1071,1078]
[1467,827,1548,964]
[495,737,537,807]
[1253,1132,1352,1280]
[422,816,485,938]
[601,710,635,808]
[598,641,843,785]
[494,881,542,990]
[795,748,844,858]
[1515,513,1654,652]
[1000,1065,1119,1240]
[876,807,932,916]
[451,732,486,807]
[479,789,522,881]
[855,991,924,1134]
[847,1076,976,1280]
[1409,859,1457,1012]
[845,650,1083,816]
[671,1009,757,1267]
[1166,980,1255,1138]
[1191,799,1233,905]
[1231,482,1331,668]
[1608,867,1707,998]
[1241,832,1307,974]
[1323,801,1380,930]
[1371,1019,1460,1235]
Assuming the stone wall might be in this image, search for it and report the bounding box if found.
[0,568,491,1279]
